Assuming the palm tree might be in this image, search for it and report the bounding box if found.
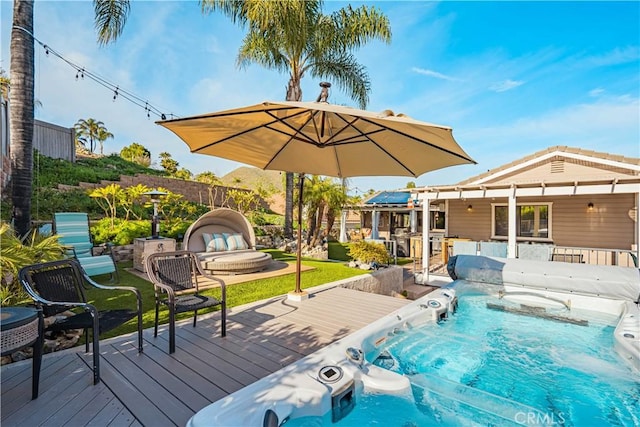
[9,0,35,237]
[202,0,392,239]
[74,118,111,155]
[96,127,114,155]
[302,175,329,245]
[9,0,130,237]
[302,176,348,247]
[324,179,348,241]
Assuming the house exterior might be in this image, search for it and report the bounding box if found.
[414,146,639,269]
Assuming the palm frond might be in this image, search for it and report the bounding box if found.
[93,0,131,45]
[330,5,392,49]
[309,52,370,109]
[200,0,248,26]
[237,30,289,74]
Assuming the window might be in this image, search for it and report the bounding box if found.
[493,203,551,240]
[430,210,445,230]
[393,212,411,229]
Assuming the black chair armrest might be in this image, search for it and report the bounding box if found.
[21,277,97,312]
[152,281,178,303]
[195,264,226,302]
[82,273,143,309]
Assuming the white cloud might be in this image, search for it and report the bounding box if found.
[411,67,462,82]
[489,79,525,93]
[589,88,605,97]
[584,46,640,67]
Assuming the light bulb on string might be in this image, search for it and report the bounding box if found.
[13,26,178,121]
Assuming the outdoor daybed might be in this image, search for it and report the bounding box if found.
[182,208,272,275]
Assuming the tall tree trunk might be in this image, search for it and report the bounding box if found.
[310,202,326,247]
[284,172,294,238]
[9,0,34,238]
[325,208,336,238]
[283,75,303,239]
[306,205,316,245]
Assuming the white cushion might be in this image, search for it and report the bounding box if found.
[206,233,228,252]
[224,232,249,251]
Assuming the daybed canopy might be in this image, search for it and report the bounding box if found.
[183,208,257,253]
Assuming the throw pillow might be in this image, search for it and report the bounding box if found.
[206,233,228,252]
[224,232,249,251]
[202,233,213,248]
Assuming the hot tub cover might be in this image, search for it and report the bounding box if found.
[448,255,640,303]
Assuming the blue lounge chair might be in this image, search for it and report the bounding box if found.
[53,212,119,282]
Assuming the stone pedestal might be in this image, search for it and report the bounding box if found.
[134,237,176,272]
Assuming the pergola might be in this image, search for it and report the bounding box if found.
[417,176,640,274]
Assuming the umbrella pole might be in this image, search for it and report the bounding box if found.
[295,174,305,294]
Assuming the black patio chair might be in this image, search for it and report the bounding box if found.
[19,259,143,385]
[146,250,226,354]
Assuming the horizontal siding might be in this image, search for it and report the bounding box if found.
[446,194,635,250]
[552,194,635,249]
[448,199,493,241]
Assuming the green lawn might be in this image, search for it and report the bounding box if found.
[82,242,414,340]
[86,248,370,339]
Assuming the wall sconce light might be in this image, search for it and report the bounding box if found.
[467,204,473,212]
[587,202,594,211]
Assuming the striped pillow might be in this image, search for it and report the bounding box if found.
[224,232,249,251]
[206,233,228,252]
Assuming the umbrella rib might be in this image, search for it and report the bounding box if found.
[270,109,324,145]
[262,110,321,170]
[355,117,476,163]
[192,108,319,153]
[320,115,475,165]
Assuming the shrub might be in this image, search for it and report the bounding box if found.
[32,188,100,220]
[161,220,191,242]
[347,240,390,265]
[92,218,150,245]
[91,217,192,245]
[0,222,64,306]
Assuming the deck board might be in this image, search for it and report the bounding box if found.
[1,286,411,426]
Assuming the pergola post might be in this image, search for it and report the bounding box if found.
[422,195,431,282]
[508,187,517,258]
[339,209,348,243]
[635,191,640,264]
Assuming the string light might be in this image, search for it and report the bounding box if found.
[12,25,176,121]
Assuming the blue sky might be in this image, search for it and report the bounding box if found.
[1,1,638,195]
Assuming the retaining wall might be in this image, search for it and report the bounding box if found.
[334,265,403,296]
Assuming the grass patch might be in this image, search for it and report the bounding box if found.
[55,246,411,343]
[328,241,351,261]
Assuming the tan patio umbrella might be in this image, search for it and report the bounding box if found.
[157,100,475,297]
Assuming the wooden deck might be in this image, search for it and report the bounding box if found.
[1,287,410,427]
